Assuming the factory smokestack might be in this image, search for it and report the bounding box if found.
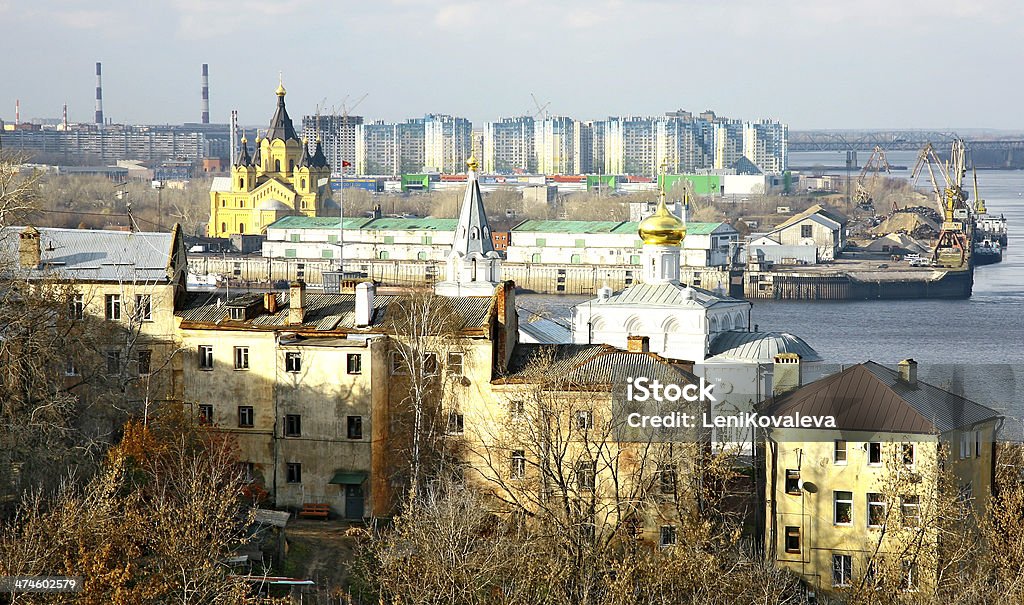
[94,62,104,126]
[201,63,210,125]
[15,99,19,126]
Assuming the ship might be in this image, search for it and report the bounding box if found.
[973,238,1003,266]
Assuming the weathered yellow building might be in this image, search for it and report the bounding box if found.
[764,358,1001,597]
[208,82,333,238]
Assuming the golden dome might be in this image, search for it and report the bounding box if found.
[275,82,287,97]
[466,155,479,172]
[638,198,686,246]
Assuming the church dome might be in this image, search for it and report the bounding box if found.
[638,198,686,246]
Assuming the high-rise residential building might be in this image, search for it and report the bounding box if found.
[605,116,658,176]
[355,118,427,175]
[743,119,788,175]
[424,114,472,173]
[483,116,535,173]
[301,114,363,177]
[713,119,745,171]
[534,116,576,175]
[572,120,593,174]
[657,116,714,173]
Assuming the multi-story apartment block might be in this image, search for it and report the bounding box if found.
[356,121,397,176]
[483,116,535,174]
[605,116,659,177]
[765,358,1001,596]
[657,116,714,174]
[743,119,788,175]
[302,114,363,177]
[713,119,745,171]
[572,120,594,174]
[423,114,472,174]
[534,116,576,175]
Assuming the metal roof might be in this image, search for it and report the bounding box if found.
[177,290,493,333]
[765,362,1002,435]
[595,282,747,308]
[511,220,726,236]
[708,330,822,363]
[1,227,174,283]
[775,204,848,231]
[266,215,457,232]
[501,343,696,388]
[267,216,372,230]
[518,318,572,344]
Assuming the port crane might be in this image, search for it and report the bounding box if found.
[853,146,892,211]
[910,140,972,269]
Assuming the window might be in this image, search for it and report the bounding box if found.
[198,404,213,424]
[575,410,594,430]
[234,347,249,370]
[65,356,79,376]
[286,462,302,483]
[511,450,526,478]
[867,493,886,527]
[785,469,801,495]
[868,442,882,465]
[508,400,525,419]
[242,462,255,483]
[285,414,301,437]
[106,350,121,375]
[834,440,847,464]
[901,495,920,527]
[347,416,363,440]
[902,443,915,466]
[659,465,677,495]
[576,460,596,491]
[422,352,438,375]
[389,351,406,375]
[447,352,464,376]
[832,554,852,587]
[134,294,152,322]
[958,482,974,517]
[834,490,853,525]
[659,525,677,547]
[447,412,464,435]
[198,345,213,370]
[228,307,245,320]
[801,224,813,238]
[105,294,121,321]
[346,353,361,374]
[69,294,84,320]
[137,350,151,376]
[976,430,982,458]
[285,352,301,373]
[785,526,801,554]
[238,406,254,428]
[960,432,972,459]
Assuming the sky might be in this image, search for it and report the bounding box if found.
[1,0,1023,130]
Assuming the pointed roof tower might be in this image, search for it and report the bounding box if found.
[298,138,312,168]
[310,136,329,169]
[235,137,252,167]
[252,136,263,167]
[450,155,495,259]
[266,76,299,142]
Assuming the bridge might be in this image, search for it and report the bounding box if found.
[789,130,1024,153]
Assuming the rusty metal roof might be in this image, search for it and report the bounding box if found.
[177,290,493,333]
[766,362,1002,434]
[500,343,696,388]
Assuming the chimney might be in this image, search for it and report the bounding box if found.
[94,62,103,126]
[263,292,278,314]
[597,284,613,302]
[18,226,41,269]
[288,281,306,325]
[898,358,918,387]
[627,335,650,353]
[201,64,210,125]
[772,353,802,396]
[355,282,375,327]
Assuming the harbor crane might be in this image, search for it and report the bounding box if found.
[910,140,973,269]
[853,146,892,211]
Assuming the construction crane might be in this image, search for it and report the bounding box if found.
[853,146,892,211]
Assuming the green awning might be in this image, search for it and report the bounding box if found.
[329,471,367,485]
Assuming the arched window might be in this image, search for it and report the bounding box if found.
[301,178,306,189]
[289,160,294,172]
[221,222,226,233]
[417,252,427,260]
[471,227,480,240]
[239,223,245,234]
[379,251,389,260]
[275,159,281,172]
[239,177,244,189]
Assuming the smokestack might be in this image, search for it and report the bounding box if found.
[15,99,19,126]
[94,62,103,126]
[201,63,210,125]
[230,109,238,166]
[62,103,67,130]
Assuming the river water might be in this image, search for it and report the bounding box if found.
[517,161,1024,423]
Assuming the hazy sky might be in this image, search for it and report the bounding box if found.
[2,0,1022,130]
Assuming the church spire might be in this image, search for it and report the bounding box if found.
[435,153,501,296]
[450,152,494,259]
[266,77,298,141]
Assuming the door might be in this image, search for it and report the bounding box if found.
[345,484,364,520]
